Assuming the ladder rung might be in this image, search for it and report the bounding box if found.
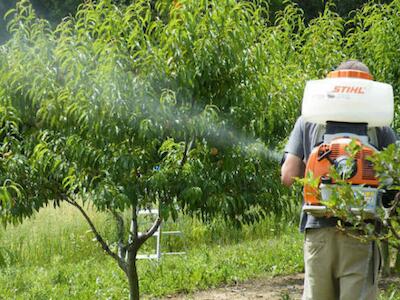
[137,254,159,260]
[138,231,160,237]
[163,252,186,255]
[135,214,185,260]
[138,209,159,215]
[162,231,183,235]
[138,231,182,237]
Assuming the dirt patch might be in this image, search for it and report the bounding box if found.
[163,273,303,300]
[162,273,400,300]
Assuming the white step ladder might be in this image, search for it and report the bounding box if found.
[136,208,185,261]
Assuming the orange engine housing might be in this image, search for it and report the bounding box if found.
[304,137,378,205]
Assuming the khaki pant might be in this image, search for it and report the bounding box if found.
[303,227,379,300]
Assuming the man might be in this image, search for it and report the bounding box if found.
[281,60,397,300]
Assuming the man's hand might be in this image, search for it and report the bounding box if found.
[281,153,305,187]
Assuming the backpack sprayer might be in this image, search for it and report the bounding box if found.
[301,70,394,218]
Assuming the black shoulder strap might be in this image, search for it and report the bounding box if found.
[368,127,379,149]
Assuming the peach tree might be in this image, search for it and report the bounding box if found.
[0,1,294,299]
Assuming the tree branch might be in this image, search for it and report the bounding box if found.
[384,192,400,241]
[387,218,400,240]
[128,217,162,252]
[388,192,400,218]
[112,210,127,260]
[180,132,194,169]
[128,208,138,243]
[126,207,140,253]
[142,217,162,241]
[63,196,124,268]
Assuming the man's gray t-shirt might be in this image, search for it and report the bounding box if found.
[285,116,397,232]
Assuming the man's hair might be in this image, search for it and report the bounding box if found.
[335,59,370,74]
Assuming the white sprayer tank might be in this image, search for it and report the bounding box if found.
[301,71,394,127]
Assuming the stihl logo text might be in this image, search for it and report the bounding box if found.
[333,86,365,94]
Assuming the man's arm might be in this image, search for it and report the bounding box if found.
[281,117,305,187]
[281,153,305,187]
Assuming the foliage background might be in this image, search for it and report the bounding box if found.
[0,0,394,44]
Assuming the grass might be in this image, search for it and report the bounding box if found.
[0,234,302,299]
[0,204,399,299]
[0,203,302,299]
[0,203,110,267]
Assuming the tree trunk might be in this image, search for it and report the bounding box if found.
[394,245,400,273]
[380,239,391,277]
[126,250,140,300]
[123,209,161,300]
